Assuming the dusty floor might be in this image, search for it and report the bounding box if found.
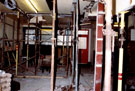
[14,65,94,91]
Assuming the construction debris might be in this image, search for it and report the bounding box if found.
[55,84,93,91]
[0,70,12,91]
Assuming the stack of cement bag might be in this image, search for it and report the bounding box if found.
[0,70,12,91]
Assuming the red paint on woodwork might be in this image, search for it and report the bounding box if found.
[97,40,103,52]
[98,26,103,38]
[96,55,102,64]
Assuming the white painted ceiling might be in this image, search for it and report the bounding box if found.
[0,2,12,12]
[57,0,91,14]
[16,0,51,13]
[16,0,95,14]
[0,0,97,27]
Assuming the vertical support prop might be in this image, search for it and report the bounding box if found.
[12,20,16,61]
[16,45,18,75]
[26,19,30,69]
[94,1,104,91]
[104,0,112,91]
[51,0,56,90]
[1,13,5,68]
[35,16,38,75]
[66,28,69,77]
[117,12,126,91]
[75,0,79,90]
[16,11,20,76]
[12,20,15,50]
[62,34,65,64]
[39,25,41,60]
[72,3,76,83]
[70,11,73,76]
[118,48,124,91]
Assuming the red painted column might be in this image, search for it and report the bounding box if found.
[94,2,104,91]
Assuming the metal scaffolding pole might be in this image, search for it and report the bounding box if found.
[16,11,20,76]
[117,12,126,91]
[72,3,76,84]
[104,0,112,91]
[51,0,57,90]
[75,0,79,90]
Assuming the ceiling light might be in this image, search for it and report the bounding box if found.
[25,0,38,13]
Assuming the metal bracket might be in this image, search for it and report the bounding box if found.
[103,29,118,37]
[51,38,56,45]
[72,38,79,45]
[119,38,125,42]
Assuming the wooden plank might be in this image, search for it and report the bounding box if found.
[94,2,104,91]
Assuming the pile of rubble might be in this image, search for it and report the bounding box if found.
[55,84,93,91]
[0,70,12,91]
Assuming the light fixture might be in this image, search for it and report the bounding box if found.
[25,0,38,13]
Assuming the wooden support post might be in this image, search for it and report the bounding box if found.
[26,19,30,69]
[12,20,16,62]
[16,11,20,76]
[51,0,57,90]
[94,2,104,91]
[38,25,41,68]
[35,16,38,75]
[66,28,69,77]
[1,13,5,68]
[62,34,65,65]
[104,0,112,91]
[130,0,132,4]
[12,20,15,49]
[39,26,41,59]
[70,12,73,76]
